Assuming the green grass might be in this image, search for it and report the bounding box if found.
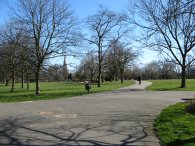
[146,79,195,91]
[154,103,195,146]
[0,80,134,102]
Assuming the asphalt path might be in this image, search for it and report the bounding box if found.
[0,81,195,146]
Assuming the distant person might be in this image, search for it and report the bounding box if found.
[137,76,142,85]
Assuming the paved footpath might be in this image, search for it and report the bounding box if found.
[0,81,195,146]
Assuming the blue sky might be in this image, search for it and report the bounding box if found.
[0,0,158,68]
[0,0,10,23]
[0,0,128,23]
[70,0,128,18]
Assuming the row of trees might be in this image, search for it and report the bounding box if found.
[0,0,194,94]
[0,0,134,93]
[28,58,195,83]
[76,40,138,83]
[0,0,79,94]
[76,59,195,81]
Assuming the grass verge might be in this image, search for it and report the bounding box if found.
[0,80,134,102]
[154,103,195,146]
[146,79,195,91]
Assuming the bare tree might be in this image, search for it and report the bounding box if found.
[128,0,195,88]
[13,0,80,94]
[105,48,119,81]
[0,46,10,85]
[83,52,98,82]
[45,64,64,81]
[144,62,159,80]
[0,21,24,92]
[155,60,176,79]
[85,7,128,87]
[15,33,34,89]
[115,43,138,84]
[106,40,138,83]
[76,52,98,82]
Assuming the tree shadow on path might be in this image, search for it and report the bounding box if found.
[0,114,151,146]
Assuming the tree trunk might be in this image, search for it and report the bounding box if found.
[27,74,30,90]
[115,74,118,81]
[5,77,9,86]
[98,60,101,87]
[21,71,24,88]
[98,38,102,87]
[35,69,40,95]
[90,72,94,82]
[181,65,186,88]
[11,70,15,93]
[109,76,112,82]
[120,71,124,84]
[98,72,101,87]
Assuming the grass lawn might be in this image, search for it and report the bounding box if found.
[146,79,195,91]
[154,103,195,146]
[0,80,134,102]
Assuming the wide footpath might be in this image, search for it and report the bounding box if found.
[0,81,195,146]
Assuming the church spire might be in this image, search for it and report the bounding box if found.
[63,55,68,80]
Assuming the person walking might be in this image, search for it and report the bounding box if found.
[137,76,142,85]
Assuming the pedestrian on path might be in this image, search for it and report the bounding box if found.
[137,76,142,85]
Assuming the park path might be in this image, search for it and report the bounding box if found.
[119,80,152,90]
[0,81,195,146]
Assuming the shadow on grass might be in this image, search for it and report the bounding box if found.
[153,87,181,91]
[0,88,140,102]
[166,137,195,146]
[0,91,88,102]
[186,103,195,114]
